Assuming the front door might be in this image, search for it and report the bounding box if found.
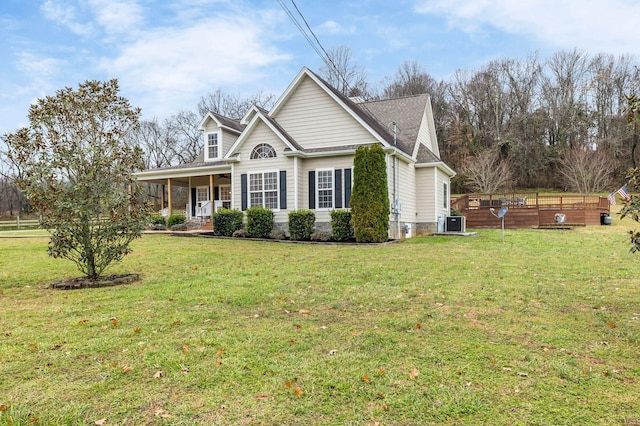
[196,186,211,217]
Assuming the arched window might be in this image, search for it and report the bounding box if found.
[250,143,277,159]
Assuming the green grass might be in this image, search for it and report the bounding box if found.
[1,217,640,425]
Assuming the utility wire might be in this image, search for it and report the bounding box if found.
[277,0,388,134]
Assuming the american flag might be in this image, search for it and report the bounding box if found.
[616,184,630,200]
[608,192,617,205]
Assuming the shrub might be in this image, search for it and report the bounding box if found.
[213,209,244,237]
[149,213,166,226]
[330,210,353,242]
[167,213,186,228]
[232,229,247,238]
[350,144,389,243]
[150,223,166,231]
[245,206,274,238]
[310,231,331,242]
[170,223,187,231]
[288,210,315,241]
[269,229,287,240]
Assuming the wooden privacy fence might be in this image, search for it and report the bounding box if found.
[450,193,610,229]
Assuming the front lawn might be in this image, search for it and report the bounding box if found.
[0,220,639,425]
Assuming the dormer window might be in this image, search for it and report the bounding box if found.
[250,143,276,159]
[206,132,220,160]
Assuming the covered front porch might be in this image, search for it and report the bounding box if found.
[136,164,232,220]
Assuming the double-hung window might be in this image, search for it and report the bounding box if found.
[206,133,219,160]
[316,169,333,209]
[249,171,279,209]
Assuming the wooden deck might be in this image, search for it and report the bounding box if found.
[451,193,610,229]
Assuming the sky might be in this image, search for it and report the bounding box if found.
[1,0,639,134]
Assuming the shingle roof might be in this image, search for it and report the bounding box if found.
[359,94,430,157]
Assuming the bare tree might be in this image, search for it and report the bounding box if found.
[197,89,277,120]
[318,45,371,98]
[166,110,202,164]
[557,146,615,193]
[460,149,513,193]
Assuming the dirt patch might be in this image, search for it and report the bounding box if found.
[50,273,140,290]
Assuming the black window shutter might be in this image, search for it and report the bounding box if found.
[344,168,352,208]
[308,171,316,209]
[241,174,248,211]
[214,186,219,200]
[191,187,196,217]
[280,170,287,209]
[334,169,342,209]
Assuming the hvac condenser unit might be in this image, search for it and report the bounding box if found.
[446,216,466,232]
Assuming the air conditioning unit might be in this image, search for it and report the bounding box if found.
[446,216,466,232]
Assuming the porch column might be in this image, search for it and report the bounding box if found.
[167,178,173,216]
[160,185,165,210]
[210,174,215,210]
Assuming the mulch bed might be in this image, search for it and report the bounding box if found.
[50,273,140,290]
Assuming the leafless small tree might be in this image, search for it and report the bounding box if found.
[318,45,371,98]
[460,149,513,193]
[557,145,615,193]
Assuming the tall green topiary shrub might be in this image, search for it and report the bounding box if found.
[246,206,274,238]
[350,144,389,243]
[213,208,244,237]
[330,209,353,242]
[288,210,316,241]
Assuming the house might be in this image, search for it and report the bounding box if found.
[135,67,456,238]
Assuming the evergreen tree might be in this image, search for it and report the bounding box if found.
[350,144,389,242]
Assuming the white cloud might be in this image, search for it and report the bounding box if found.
[414,0,640,55]
[102,14,291,117]
[317,20,356,35]
[88,0,144,36]
[40,0,93,36]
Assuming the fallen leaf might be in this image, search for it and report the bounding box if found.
[153,371,163,379]
[363,374,371,383]
[121,365,133,374]
[294,387,303,396]
[409,367,419,379]
[95,419,107,426]
[134,327,141,334]
[285,380,293,389]
[607,321,618,329]
[29,343,38,351]
[0,404,8,412]
[328,349,338,356]
[217,348,226,357]
[299,309,311,315]
[78,319,89,324]
[182,345,189,355]
[111,318,118,327]
[516,372,528,377]
[415,323,422,330]
[254,394,269,400]
[378,367,386,375]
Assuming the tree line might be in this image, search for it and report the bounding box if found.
[2,47,640,217]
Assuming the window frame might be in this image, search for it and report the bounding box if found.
[315,168,334,211]
[205,131,221,161]
[248,170,280,210]
[250,143,277,160]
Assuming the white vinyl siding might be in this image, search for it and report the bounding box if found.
[273,76,377,150]
[302,156,354,223]
[232,120,293,222]
[415,167,437,222]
